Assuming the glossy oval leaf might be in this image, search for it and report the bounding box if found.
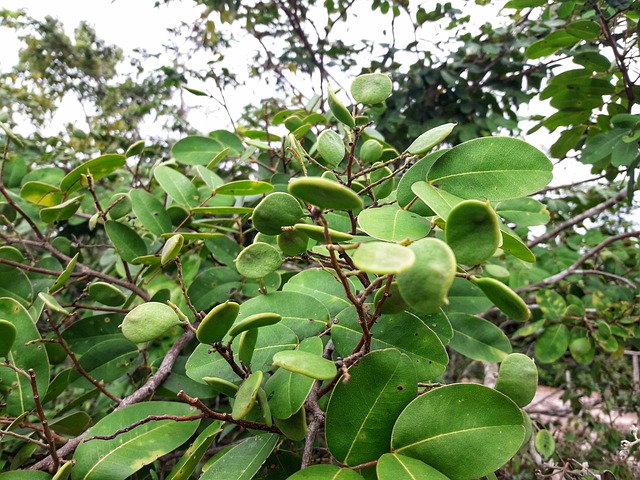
[216,180,273,196]
[166,421,223,480]
[406,123,456,155]
[20,181,61,206]
[357,204,431,242]
[154,165,200,207]
[0,298,50,415]
[197,301,240,344]
[228,312,282,338]
[496,198,550,226]
[448,312,512,362]
[377,453,449,480]
[60,154,126,193]
[232,370,263,420]
[272,349,336,380]
[172,135,224,165]
[72,402,201,480]
[410,181,463,220]
[391,384,525,479]
[130,188,173,236]
[265,336,321,419]
[332,309,448,381]
[88,282,126,307]
[105,220,147,263]
[396,150,448,215]
[427,137,553,201]
[352,241,415,275]
[40,195,83,223]
[326,349,417,465]
[200,434,278,480]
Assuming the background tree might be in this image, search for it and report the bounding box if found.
[0,0,639,478]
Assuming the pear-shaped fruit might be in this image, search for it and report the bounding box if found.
[396,238,457,313]
[445,200,500,266]
[121,302,181,343]
[350,73,392,104]
[495,353,538,407]
[472,277,530,321]
[251,192,304,235]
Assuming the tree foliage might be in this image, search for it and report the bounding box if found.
[1,1,640,479]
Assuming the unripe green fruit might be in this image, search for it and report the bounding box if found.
[252,192,304,235]
[277,229,309,255]
[472,277,530,321]
[495,353,538,407]
[445,199,500,266]
[396,238,457,313]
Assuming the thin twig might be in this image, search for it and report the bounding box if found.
[28,369,59,470]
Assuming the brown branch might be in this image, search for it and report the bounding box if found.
[301,379,325,469]
[527,189,627,248]
[84,414,206,442]
[177,391,282,434]
[518,230,640,293]
[30,329,195,471]
[28,369,59,471]
[0,429,48,448]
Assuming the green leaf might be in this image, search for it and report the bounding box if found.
[265,337,320,419]
[288,177,363,211]
[326,349,417,465]
[0,298,50,415]
[396,150,448,215]
[392,384,525,479]
[535,324,570,363]
[317,129,346,166]
[377,453,449,480]
[566,20,601,40]
[210,129,244,156]
[370,162,394,200]
[286,465,364,479]
[360,139,383,163]
[87,282,126,307]
[49,411,92,436]
[72,402,201,480]
[200,434,278,480]
[352,241,416,274]
[445,200,500,265]
[550,126,587,159]
[197,301,240,344]
[406,123,455,155]
[130,188,173,236]
[472,277,531,321]
[274,407,307,441]
[20,181,61,206]
[161,233,184,265]
[105,220,147,263]
[49,253,79,292]
[504,0,547,8]
[166,421,223,480]
[282,269,355,316]
[0,319,17,357]
[427,137,553,200]
[328,85,355,128]
[351,73,393,104]
[448,313,512,362]
[39,292,70,314]
[525,30,579,59]
[121,302,181,343]
[60,154,126,193]
[397,238,457,313]
[572,52,610,72]
[172,136,224,165]
[410,181,464,219]
[496,198,550,226]
[445,277,493,314]
[535,429,556,460]
[0,472,52,479]
[356,204,431,242]
[0,268,33,307]
[495,353,538,407]
[228,312,283,338]
[67,337,138,389]
[154,165,200,207]
[216,180,274,196]
[125,140,145,158]
[332,309,448,381]
[232,370,263,420]
[272,349,336,380]
[40,195,84,223]
[500,225,536,263]
[294,223,353,243]
[235,242,282,279]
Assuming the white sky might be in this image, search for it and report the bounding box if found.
[0,0,594,184]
